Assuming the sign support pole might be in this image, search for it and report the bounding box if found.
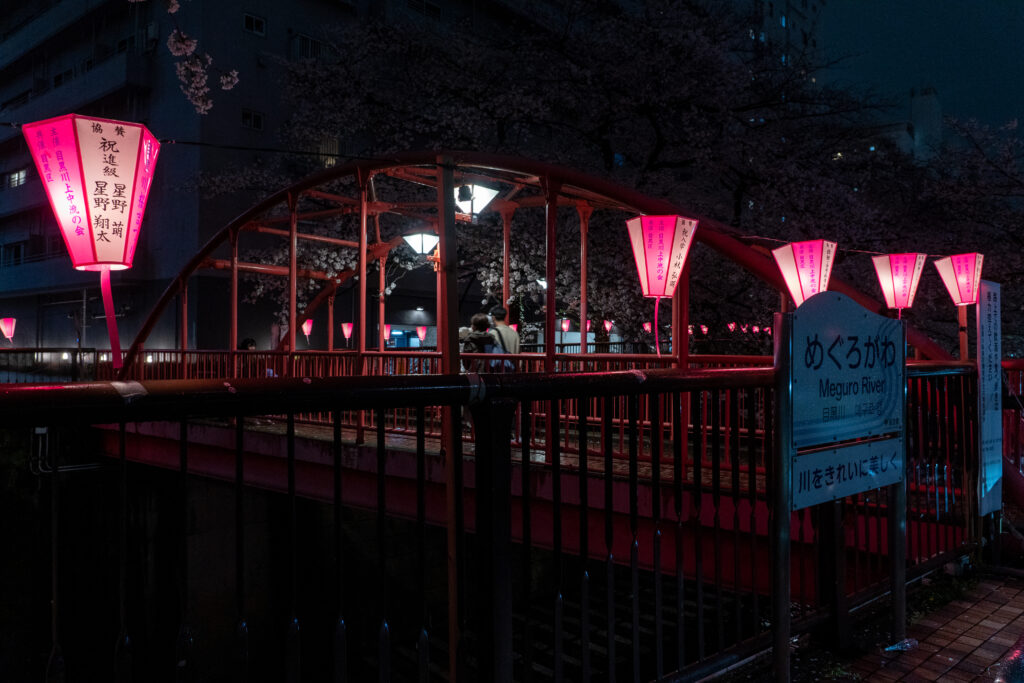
[772,311,792,683]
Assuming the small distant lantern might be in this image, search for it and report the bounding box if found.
[416,326,427,342]
[510,323,518,332]
[727,322,737,333]
[752,325,760,334]
[341,322,354,339]
[586,320,592,332]
[873,253,927,317]
[561,318,571,333]
[22,114,160,369]
[642,322,652,333]
[301,319,313,343]
[625,214,699,356]
[603,320,613,333]
[0,318,14,343]
[700,325,708,336]
[934,252,984,360]
[772,240,836,307]
[688,325,694,336]
[741,324,750,333]
[383,323,391,339]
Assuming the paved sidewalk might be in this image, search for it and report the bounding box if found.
[847,572,1024,682]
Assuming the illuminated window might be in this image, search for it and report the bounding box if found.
[241,109,264,130]
[7,169,26,188]
[243,13,266,36]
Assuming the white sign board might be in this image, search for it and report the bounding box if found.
[977,280,1002,516]
[791,293,904,449]
[792,438,904,510]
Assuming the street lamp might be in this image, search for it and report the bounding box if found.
[22,114,160,369]
[771,239,836,308]
[454,184,499,222]
[625,214,699,356]
[934,252,984,360]
[872,253,927,318]
[403,232,439,255]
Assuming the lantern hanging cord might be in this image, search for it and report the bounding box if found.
[0,122,21,128]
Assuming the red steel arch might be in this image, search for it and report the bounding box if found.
[119,151,950,379]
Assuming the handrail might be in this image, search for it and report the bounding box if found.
[0,366,776,427]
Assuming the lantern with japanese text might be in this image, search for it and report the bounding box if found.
[625,214,698,356]
[872,253,926,318]
[934,252,984,360]
[771,240,836,307]
[22,114,159,368]
[0,318,14,343]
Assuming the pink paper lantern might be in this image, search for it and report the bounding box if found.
[22,114,160,369]
[0,318,15,341]
[700,325,709,335]
[603,320,613,333]
[510,323,518,332]
[561,318,571,333]
[625,215,698,298]
[688,325,694,336]
[741,324,750,333]
[642,322,652,333]
[301,319,313,337]
[586,320,592,332]
[872,253,927,311]
[383,324,391,338]
[22,114,159,272]
[771,240,837,307]
[934,253,984,306]
[727,322,737,333]
[341,322,354,339]
[752,325,760,334]
[416,326,427,341]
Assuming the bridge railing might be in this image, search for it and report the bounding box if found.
[0,359,981,682]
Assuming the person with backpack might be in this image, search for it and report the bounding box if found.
[462,313,495,373]
[488,305,520,354]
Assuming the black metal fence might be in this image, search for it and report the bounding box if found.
[0,362,980,681]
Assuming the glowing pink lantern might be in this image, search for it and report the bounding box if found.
[934,253,983,306]
[341,322,354,339]
[510,323,518,332]
[727,322,737,333]
[384,324,391,338]
[771,240,836,307]
[603,320,613,333]
[0,318,15,342]
[416,326,427,342]
[741,324,750,333]
[642,322,652,333]
[688,325,694,336]
[586,320,592,332]
[301,318,313,343]
[700,325,709,335]
[872,253,927,317]
[561,318,571,333]
[752,325,760,334]
[22,114,159,369]
[625,214,699,356]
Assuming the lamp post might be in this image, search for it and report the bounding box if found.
[771,239,836,308]
[934,253,984,360]
[22,114,159,369]
[872,253,927,319]
[625,214,699,357]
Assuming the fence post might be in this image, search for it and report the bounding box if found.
[470,397,516,683]
[772,311,792,683]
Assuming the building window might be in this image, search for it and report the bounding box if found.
[7,169,27,189]
[243,13,266,36]
[2,242,25,267]
[241,109,264,130]
[408,0,441,20]
[296,34,324,59]
[318,137,339,168]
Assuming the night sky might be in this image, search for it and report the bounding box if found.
[819,0,1024,126]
